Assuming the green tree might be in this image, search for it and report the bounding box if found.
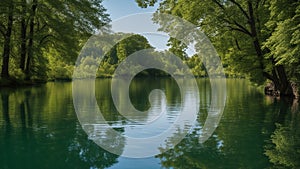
[264,0,300,90]
[167,37,188,60]
[137,0,299,97]
[185,54,206,77]
[98,34,153,77]
[0,0,14,78]
[0,0,110,82]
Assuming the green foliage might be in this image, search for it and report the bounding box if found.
[8,59,26,80]
[0,0,110,83]
[106,34,153,63]
[185,55,206,77]
[75,32,209,78]
[264,0,300,83]
[78,34,155,78]
[137,0,300,96]
[151,0,270,82]
[167,37,188,60]
[0,0,297,89]
[135,0,158,8]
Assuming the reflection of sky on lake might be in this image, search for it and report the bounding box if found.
[123,89,199,138]
[109,157,161,169]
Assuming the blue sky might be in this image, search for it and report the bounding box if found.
[103,0,158,20]
[102,0,171,51]
[102,0,196,55]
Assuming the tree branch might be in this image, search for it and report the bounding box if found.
[222,18,252,36]
[263,71,275,81]
[235,39,241,50]
[0,23,6,37]
[37,23,48,33]
[228,0,250,19]
[212,0,225,10]
[213,1,252,37]
[227,26,249,36]
[39,34,53,45]
[233,20,252,36]
[255,0,259,9]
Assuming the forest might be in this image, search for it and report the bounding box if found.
[1,1,300,169]
[0,0,299,98]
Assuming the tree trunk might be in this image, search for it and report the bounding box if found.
[20,0,27,71]
[248,1,264,70]
[1,1,14,78]
[25,0,38,79]
[275,65,294,96]
[247,2,294,97]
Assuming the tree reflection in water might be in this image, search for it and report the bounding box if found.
[156,79,300,169]
[0,83,121,169]
[1,79,299,169]
[265,99,300,169]
[156,130,226,169]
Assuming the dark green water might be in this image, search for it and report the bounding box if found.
[0,78,299,169]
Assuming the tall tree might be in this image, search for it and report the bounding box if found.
[137,0,298,97]
[20,0,27,71]
[1,0,14,78]
[25,0,38,79]
[264,0,300,91]
[103,34,153,64]
[0,0,110,81]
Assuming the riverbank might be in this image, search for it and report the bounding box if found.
[0,77,47,88]
[1,76,299,100]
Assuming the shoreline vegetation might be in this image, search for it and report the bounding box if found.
[0,74,204,85]
[0,74,239,86]
[1,1,299,99]
[2,75,298,102]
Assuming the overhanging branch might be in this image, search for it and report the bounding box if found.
[39,34,54,46]
[228,0,250,20]
[233,20,252,36]
[212,0,225,10]
[263,71,275,81]
[226,25,251,36]
[222,18,252,36]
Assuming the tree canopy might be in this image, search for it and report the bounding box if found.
[136,0,300,97]
[1,0,299,98]
[0,0,110,83]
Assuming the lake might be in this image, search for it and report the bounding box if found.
[0,78,299,169]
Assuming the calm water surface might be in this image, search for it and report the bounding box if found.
[0,78,299,169]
